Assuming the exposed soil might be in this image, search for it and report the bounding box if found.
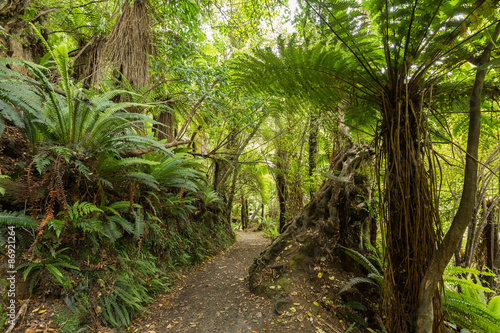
[129,230,358,333]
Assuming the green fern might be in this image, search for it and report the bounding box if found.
[127,171,160,191]
[0,174,9,196]
[339,277,378,294]
[17,247,79,293]
[443,267,500,333]
[0,211,38,227]
[337,245,380,277]
[98,252,168,328]
[67,201,103,221]
[488,296,500,315]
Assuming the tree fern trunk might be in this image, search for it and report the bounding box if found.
[382,91,443,332]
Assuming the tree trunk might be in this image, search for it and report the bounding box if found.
[416,22,500,333]
[276,151,287,233]
[308,114,319,199]
[483,201,498,289]
[382,91,443,332]
[249,141,374,291]
[241,195,248,230]
[154,109,175,142]
[225,166,239,225]
[213,160,221,191]
[0,0,40,74]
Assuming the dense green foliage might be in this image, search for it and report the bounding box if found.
[0,0,499,331]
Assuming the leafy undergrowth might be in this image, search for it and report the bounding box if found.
[0,211,235,333]
[0,124,236,332]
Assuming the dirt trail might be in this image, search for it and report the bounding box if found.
[130,231,321,333]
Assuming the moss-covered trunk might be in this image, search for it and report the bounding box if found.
[249,141,374,291]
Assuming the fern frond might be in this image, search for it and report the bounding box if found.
[444,289,500,333]
[127,172,160,190]
[339,277,377,294]
[0,211,38,227]
[337,245,380,276]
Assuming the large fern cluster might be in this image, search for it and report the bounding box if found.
[0,22,235,333]
[443,267,500,333]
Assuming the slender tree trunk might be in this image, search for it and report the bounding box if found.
[276,148,287,233]
[483,201,498,289]
[416,22,500,333]
[308,114,319,199]
[241,195,248,229]
[213,161,221,191]
[276,170,287,232]
[226,166,239,225]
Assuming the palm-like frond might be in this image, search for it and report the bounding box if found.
[337,245,381,276]
[339,276,378,294]
[147,152,205,193]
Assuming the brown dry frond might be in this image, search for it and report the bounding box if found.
[26,155,70,257]
[74,36,105,87]
[95,0,153,87]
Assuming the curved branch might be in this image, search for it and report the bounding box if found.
[121,140,192,158]
[416,21,500,333]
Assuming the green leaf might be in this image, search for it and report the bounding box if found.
[487,296,500,315]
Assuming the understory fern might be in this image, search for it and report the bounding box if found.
[99,252,168,327]
[337,245,384,293]
[443,267,500,333]
[0,211,38,227]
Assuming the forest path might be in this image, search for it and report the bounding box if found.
[130,230,302,333]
